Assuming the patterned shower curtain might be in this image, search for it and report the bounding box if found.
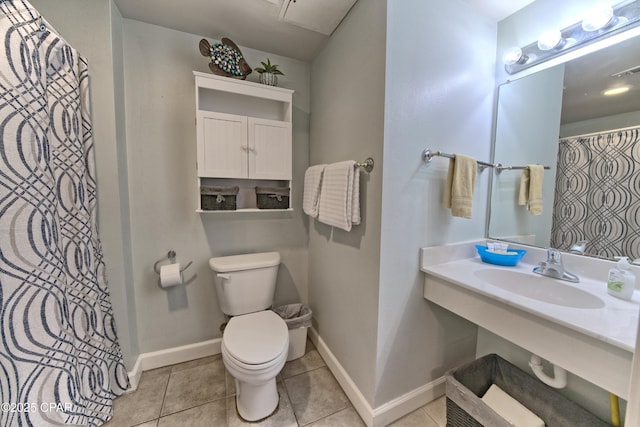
[551,126,640,260]
[0,1,129,426]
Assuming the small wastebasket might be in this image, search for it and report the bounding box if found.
[273,304,312,361]
[445,354,608,427]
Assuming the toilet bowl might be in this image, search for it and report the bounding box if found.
[222,309,289,421]
[209,252,288,421]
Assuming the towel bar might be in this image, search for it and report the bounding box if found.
[422,148,550,174]
[495,163,551,174]
[422,148,494,171]
[354,158,374,173]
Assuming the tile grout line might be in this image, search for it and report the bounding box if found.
[280,361,328,382]
[155,367,172,423]
[279,372,301,426]
[300,405,354,427]
[155,396,230,425]
[158,358,230,423]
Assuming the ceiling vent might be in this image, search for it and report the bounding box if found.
[610,65,640,77]
[279,0,357,35]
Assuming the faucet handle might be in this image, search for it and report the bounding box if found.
[547,248,562,264]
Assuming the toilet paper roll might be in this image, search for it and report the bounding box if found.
[160,263,183,288]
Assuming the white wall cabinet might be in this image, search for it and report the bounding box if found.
[194,72,294,212]
[197,112,292,180]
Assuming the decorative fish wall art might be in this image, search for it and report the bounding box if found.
[199,37,252,79]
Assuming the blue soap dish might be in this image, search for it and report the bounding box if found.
[475,245,527,267]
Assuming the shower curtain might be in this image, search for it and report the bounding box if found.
[551,126,640,260]
[0,1,129,426]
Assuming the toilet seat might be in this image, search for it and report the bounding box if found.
[223,310,288,366]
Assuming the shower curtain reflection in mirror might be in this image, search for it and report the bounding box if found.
[0,1,129,426]
[551,127,640,260]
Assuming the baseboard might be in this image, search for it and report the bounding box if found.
[308,328,445,427]
[127,338,222,391]
[308,328,375,425]
[126,356,143,392]
[371,376,445,427]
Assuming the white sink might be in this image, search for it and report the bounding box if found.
[420,242,639,399]
[473,269,605,309]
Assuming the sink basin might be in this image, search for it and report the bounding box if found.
[473,269,605,309]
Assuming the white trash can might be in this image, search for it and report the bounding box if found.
[272,304,312,361]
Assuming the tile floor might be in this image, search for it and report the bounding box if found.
[103,339,446,427]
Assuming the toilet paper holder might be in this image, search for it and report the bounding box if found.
[153,250,193,275]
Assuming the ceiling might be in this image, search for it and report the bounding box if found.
[112,0,535,61]
[562,36,640,124]
[113,0,329,61]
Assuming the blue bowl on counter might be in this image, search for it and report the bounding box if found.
[475,245,527,267]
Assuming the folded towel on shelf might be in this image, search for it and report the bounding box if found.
[318,160,360,231]
[303,164,327,218]
[443,154,477,219]
[518,164,544,215]
[481,384,545,427]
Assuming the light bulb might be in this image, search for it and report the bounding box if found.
[582,5,615,32]
[537,29,564,51]
[503,46,527,66]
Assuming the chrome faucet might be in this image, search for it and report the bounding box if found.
[569,240,588,255]
[533,248,580,283]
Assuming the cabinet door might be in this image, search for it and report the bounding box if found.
[248,118,292,180]
[197,111,248,178]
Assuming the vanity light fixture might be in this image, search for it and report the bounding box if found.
[504,0,640,74]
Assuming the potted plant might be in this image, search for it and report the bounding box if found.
[254,59,284,86]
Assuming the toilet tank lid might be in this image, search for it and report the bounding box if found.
[209,251,280,272]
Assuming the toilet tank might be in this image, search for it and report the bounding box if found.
[209,252,280,316]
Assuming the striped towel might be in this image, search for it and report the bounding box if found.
[318,161,360,231]
[303,164,327,218]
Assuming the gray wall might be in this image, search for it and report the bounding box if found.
[30,0,140,368]
[376,0,496,407]
[29,0,311,360]
[308,0,386,405]
[308,0,497,408]
[122,20,311,353]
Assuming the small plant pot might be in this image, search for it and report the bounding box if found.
[259,72,278,86]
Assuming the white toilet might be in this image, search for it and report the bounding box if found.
[209,252,289,421]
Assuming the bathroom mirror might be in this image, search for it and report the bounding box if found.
[488,33,640,260]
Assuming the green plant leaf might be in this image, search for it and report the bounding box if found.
[255,58,284,75]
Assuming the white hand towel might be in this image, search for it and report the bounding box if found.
[318,160,360,231]
[482,384,545,427]
[303,164,327,218]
